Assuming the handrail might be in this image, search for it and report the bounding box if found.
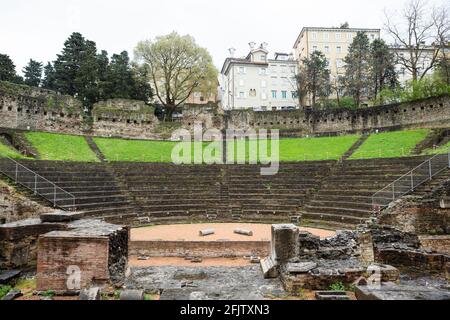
[0,155,76,209]
[372,150,450,212]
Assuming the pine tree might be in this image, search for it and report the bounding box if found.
[53,32,88,96]
[97,50,110,100]
[370,39,398,98]
[75,40,101,109]
[42,62,56,89]
[23,59,43,87]
[0,54,18,82]
[107,51,134,99]
[130,63,153,102]
[344,32,371,107]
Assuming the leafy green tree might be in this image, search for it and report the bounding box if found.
[23,59,43,87]
[0,54,18,82]
[301,51,331,106]
[41,62,56,89]
[135,32,218,120]
[344,32,371,107]
[370,39,398,98]
[130,63,153,102]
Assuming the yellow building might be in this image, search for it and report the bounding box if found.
[293,27,380,105]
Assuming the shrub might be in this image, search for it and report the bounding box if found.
[329,282,346,292]
[0,285,12,299]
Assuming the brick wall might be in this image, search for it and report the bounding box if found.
[420,235,450,255]
[37,236,110,291]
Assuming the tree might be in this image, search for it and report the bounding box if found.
[0,54,18,82]
[344,32,371,107]
[96,50,110,101]
[135,32,218,120]
[384,0,449,81]
[75,40,101,109]
[370,39,398,98]
[130,63,153,102]
[53,32,88,96]
[23,59,43,87]
[107,51,134,99]
[300,51,331,106]
[41,62,56,90]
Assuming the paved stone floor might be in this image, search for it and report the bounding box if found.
[125,265,286,300]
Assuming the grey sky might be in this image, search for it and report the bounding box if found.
[0,0,446,74]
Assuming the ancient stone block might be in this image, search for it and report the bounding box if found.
[286,262,318,274]
[367,264,400,282]
[120,289,144,301]
[315,291,350,301]
[234,229,253,237]
[79,287,101,300]
[199,229,215,237]
[271,224,299,263]
[357,232,375,267]
[260,256,278,279]
[2,289,22,300]
[40,211,83,223]
[0,270,21,285]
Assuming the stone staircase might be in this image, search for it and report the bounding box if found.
[16,160,135,219]
[300,156,429,229]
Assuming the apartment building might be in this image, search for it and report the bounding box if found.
[220,42,299,111]
[293,27,381,78]
[391,47,437,84]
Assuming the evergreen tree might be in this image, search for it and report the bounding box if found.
[107,51,134,99]
[42,62,56,89]
[0,54,19,82]
[23,59,43,87]
[370,39,398,98]
[130,63,153,102]
[301,51,331,106]
[53,32,88,96]
[96,50,110,100]
[344,32,371,107]
[74,40,101,109]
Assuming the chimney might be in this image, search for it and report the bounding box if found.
[249,41,256,50]
[228,48,236,57]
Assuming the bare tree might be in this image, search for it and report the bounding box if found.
[384,0,449,81]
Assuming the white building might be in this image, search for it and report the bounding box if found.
[220,43,299,111]
[391,47,437,85]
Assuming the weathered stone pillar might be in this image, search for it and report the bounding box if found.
[357,231,375,267]
[271,224,299,264]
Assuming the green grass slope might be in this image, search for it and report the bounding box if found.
[24,132,99,162]
[0,141,24,159]
[350,129,430,159]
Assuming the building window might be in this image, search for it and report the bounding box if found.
[238,66,245,74]
[272,90,277,99]
[347,33,353,40]
[292,91,298,99]
[312,45,318,52]
[336,59,344,68]
[324,46,330,53]
[335,32,341,40]
[312,32,318,40]
[239,92,245,98]
[261,92,267,100]
[260,68,267,75]
[261,80,267,88]
[282,91,287,99]
[260,55,267,61]
[323,32,329,40]
[370,34,375,40]
[336,46,342,54]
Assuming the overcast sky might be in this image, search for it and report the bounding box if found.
[0,0,446,74]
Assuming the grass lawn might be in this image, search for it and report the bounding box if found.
[0,141,24,159]
[25,132,99,162]
[350,129,430,159]
[95,135,360,163]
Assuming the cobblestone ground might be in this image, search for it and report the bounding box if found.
[125,265,286,300]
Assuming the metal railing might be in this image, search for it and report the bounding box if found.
[0,156,76,209]
[372,151,450,211]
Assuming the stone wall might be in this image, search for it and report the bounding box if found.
[0,81,85,135]
[226,95,450,134]
[2,81,449,140]
[91,99,160,139]
[420,235,450,255]
[130,240,270,258]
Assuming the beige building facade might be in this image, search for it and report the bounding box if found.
[293,27,381,78]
